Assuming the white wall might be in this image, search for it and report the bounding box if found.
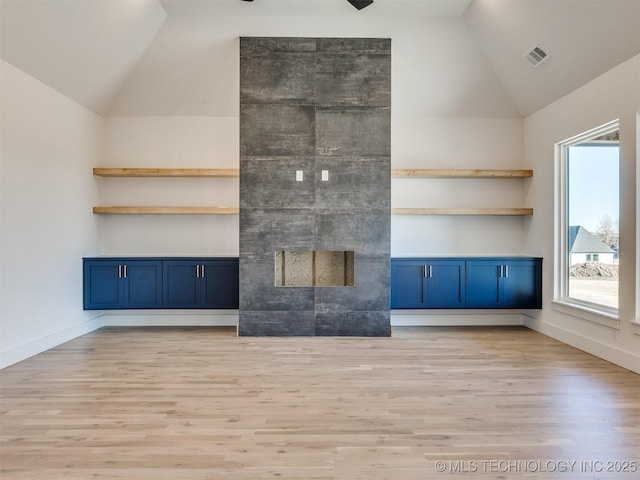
[104,14,525,259]
[391,117,526,257]
[637,111,640,336]
[2,8,637,370]
[100,13,527,328]
[101,115,526,259]
[523,55,639,373]
[2,12,528,362]
[100,117,239,257]
[0,60,104,368]
[109,15,519,118]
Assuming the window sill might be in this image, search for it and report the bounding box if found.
[631,321,640,336]
[551,299,619,329]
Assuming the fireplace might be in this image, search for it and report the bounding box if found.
[238,37,391,336]
[275,251,355,287]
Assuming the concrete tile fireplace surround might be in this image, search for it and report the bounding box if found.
[239,37,391,336]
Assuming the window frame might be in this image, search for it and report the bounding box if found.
[553,119,620,326]
[635,113,640,332]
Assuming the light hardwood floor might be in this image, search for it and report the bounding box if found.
[1,326,639,479]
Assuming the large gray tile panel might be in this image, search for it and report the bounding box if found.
[241,104,315,157]
[239,311,316,336]
[239,258,315,311]
[240,52,316,105]
[316,107,390,157]
[315,258,390,312]
[240,157,316,209]
[315,311,390,337]
[239,36,391,337]
[316,54,390,107]
[316,38,391,55]
[240,208,315,257]
[315,157,390,210]
[315,209,390,259]
[241,37,317,54]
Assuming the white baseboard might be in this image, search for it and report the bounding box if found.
[103,311,522,328]
[1,316,104,369]
[101,310,239,327]
[102,312,522,328]
[523,316,640,374]
[391,310,524,327]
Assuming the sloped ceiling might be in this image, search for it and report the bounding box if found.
[158,0,472,17]
[464,0,640,117]
[0,0,167,115]
[1,0,638,118]
[107,0,517,118]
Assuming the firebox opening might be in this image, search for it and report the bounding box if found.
[275,251,355,287]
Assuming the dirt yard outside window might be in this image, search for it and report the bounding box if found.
[569,262,618,309]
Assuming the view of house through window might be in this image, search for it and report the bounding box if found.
[564,125,619,310]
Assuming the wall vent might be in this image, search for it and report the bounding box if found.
[523,45,549,67]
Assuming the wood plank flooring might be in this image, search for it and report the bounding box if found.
[1,326,639,479]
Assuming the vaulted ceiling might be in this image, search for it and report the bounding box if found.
[0,0,167,115]
[1,0,638,117]
[465,0,640,116]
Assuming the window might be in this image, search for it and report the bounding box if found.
[556,121,619,314]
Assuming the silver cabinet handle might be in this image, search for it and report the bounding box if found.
[118,265,122,278]
[196,265,200,278]
[499,265,503,278]
[504,265,509,278]
[123,265,127,278]
[201,265,205,278]
[429,265,432,278]
[423,265,433,278]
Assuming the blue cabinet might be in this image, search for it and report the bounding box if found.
[163,259,239,309]
[466,258,541,309]
[84,257,239,310]
[83,259,162,310]
[391,257,542,310]
[201,260,239,308]
[391,259,465,309]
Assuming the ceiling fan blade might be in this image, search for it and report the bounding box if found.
[240,0,374,11]
[347,0,374,10]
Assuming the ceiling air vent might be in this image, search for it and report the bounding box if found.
[523,45,549,67]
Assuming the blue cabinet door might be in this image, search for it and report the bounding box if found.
[392,257,541,310]
[502,260,542,308]
[163,261,199,308]
[391,260,426,308]
[427,260,466,308]
[201,260,239,308]
[465,260,502,308]
[84,259,162,309]
[163,259,239,308]
[466,259,542,309]
[391,259,465,308]
[83,260,122,309]
[123,261,162,309]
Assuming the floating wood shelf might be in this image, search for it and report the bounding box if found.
[93,168,239,178]
[95,207,531,216]
[391,208,534,216]
[93,206,240,215]
[391,169,533,178]
[94,168,532,179]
